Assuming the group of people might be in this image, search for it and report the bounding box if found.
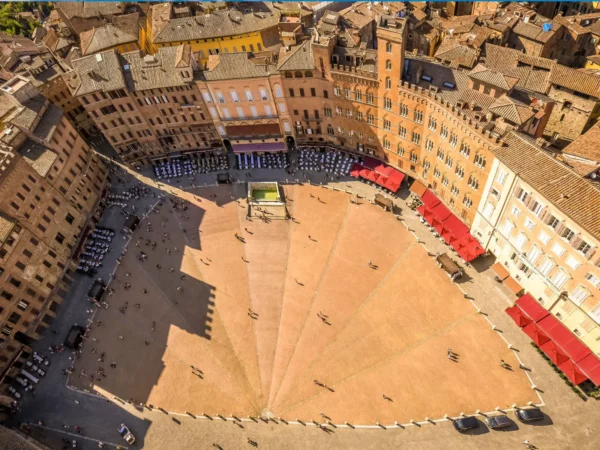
[236,152,289,170]
[298,146,361,177]
[153,155,229,180]
[76,227,115,276]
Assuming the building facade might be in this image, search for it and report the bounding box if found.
[0,76,108,383]
[472,132,600,353]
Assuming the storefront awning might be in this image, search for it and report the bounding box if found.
[540,339,571,365]
[515,294,549,322]
[505,305,533,328]
[492,262,510,281]
[350,161,405,193]
[409,180,428,197]
[232,142,287,153]
[576,353,600,385]
[420,189,441,209]
[558,360,588,385]
[522,322,551,346]
[504,276,524,295]
[538,315,592,363]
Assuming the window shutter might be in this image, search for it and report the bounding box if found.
[555,222,566,236]
[570,236,582,249]
[585,246,597,261]
[514,187,523,199]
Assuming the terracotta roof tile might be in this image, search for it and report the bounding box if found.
[497,132,600,241]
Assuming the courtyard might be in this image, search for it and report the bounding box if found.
[70,181,535,425]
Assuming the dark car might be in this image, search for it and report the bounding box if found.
[64,325,85,349]
[516,408,544,422]
[486,415,513,429]
[453,416,480,432]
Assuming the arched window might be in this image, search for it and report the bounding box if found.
[304,71,313,77]
[386,60,392,70]
[327,125,334,135]
[355,89,362,101]
[284,71,293,78]
[294,71,303,78]
[386,42,392,53]
[385,77,391,90]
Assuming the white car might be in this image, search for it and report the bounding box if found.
[118,424,135,444]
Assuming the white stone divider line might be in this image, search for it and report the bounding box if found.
[28,423,127,449]
[136,404,541,430]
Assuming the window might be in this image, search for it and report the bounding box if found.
[565,255,581,271]
[467,176,479,190]
[55,233,65,244]
[324,108,332,117]
[463,196,473,208]
[366,92,374,104]
[455,164,464,179]
[259,88,268,100]
[552,269,570,289]
[383,119,391,131]
[496,169,507,185]
[441,125,448,139]
[386,42,392,53]
[459,143,470,158]
[501,219,515,237]
[437,148,444,161]
[300,88,306,97]
[327,125,334,136]
[538,256,555,276]
[367,113,375,125]
[428,117,437,131]
[65,213,75,224]
[386,60,392,71]
[442,175,449,187]
[383,97,392,110]
[483,202,494,219]
[414,110,423,123]
[474,154,486,169]
[538,230,551,245]
[450,185,460,197]
[584,272,600,288]
[527,245,542,264]
[551,243,565,257]
[289,88,295,97]
[245,89,254,101]
[355,90,363,102]
[449,133,458,147]
[511,206,521,218]
[397,145,405,156]
[399,126,407,138]
[400,104,408,117]
[411,132,421,145]
[383,137,390,150]
[524,218,536,231]
[445,155,453,169]
[570,286,589,305]
[385,77,391,90]
[334,86,341,97]
[515,232,528,250]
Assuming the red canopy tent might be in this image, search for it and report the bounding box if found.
[540,340,571,365]
[522,322,551,346]
[420,190,441,209]
[349,164,361,178]
[430,202,452,223]
[541,319,592,363]
[440,216,469,243]
[515,294,549,322]
[505,305,533,328]
[576,353,600,386]
[558,360,588,385]
[382,170,404,192]
[456,236,486,262]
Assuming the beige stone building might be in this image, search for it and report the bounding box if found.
[68,46,221,166]
[472,132,600,354]
[0,76,108,385]
[199,52,292,152]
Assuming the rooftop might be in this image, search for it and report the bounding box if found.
[121,46,191,91]
[562,123,600,164]
[69,50,126,96]
[277,40,315,71]
[80,13,139,56]
[203,52,277,81]
[498,132,600,241]
[18,138,58,178]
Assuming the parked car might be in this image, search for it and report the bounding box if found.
[118,423,136,444]
[516,408,544,422]
[453,416,480,432]
[486,415,513,429]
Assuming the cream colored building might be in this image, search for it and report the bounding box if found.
[472,132,600,354]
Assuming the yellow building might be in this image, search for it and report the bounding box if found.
[79,13,141,56]
[144,3,312,64]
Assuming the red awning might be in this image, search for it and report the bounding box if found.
[430,202,452,223]
[382,170,404,193]
[515,294,549,322]
[456,235,486,262]
[350,164,361,178]
[420,189,440,209]
[522,322,551,346]
[558,360,588,385]
[506,305,533,328]
[540,318,592,363]
[576,353,600,386]
[540,340,571,365]
[441,215,470,240]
